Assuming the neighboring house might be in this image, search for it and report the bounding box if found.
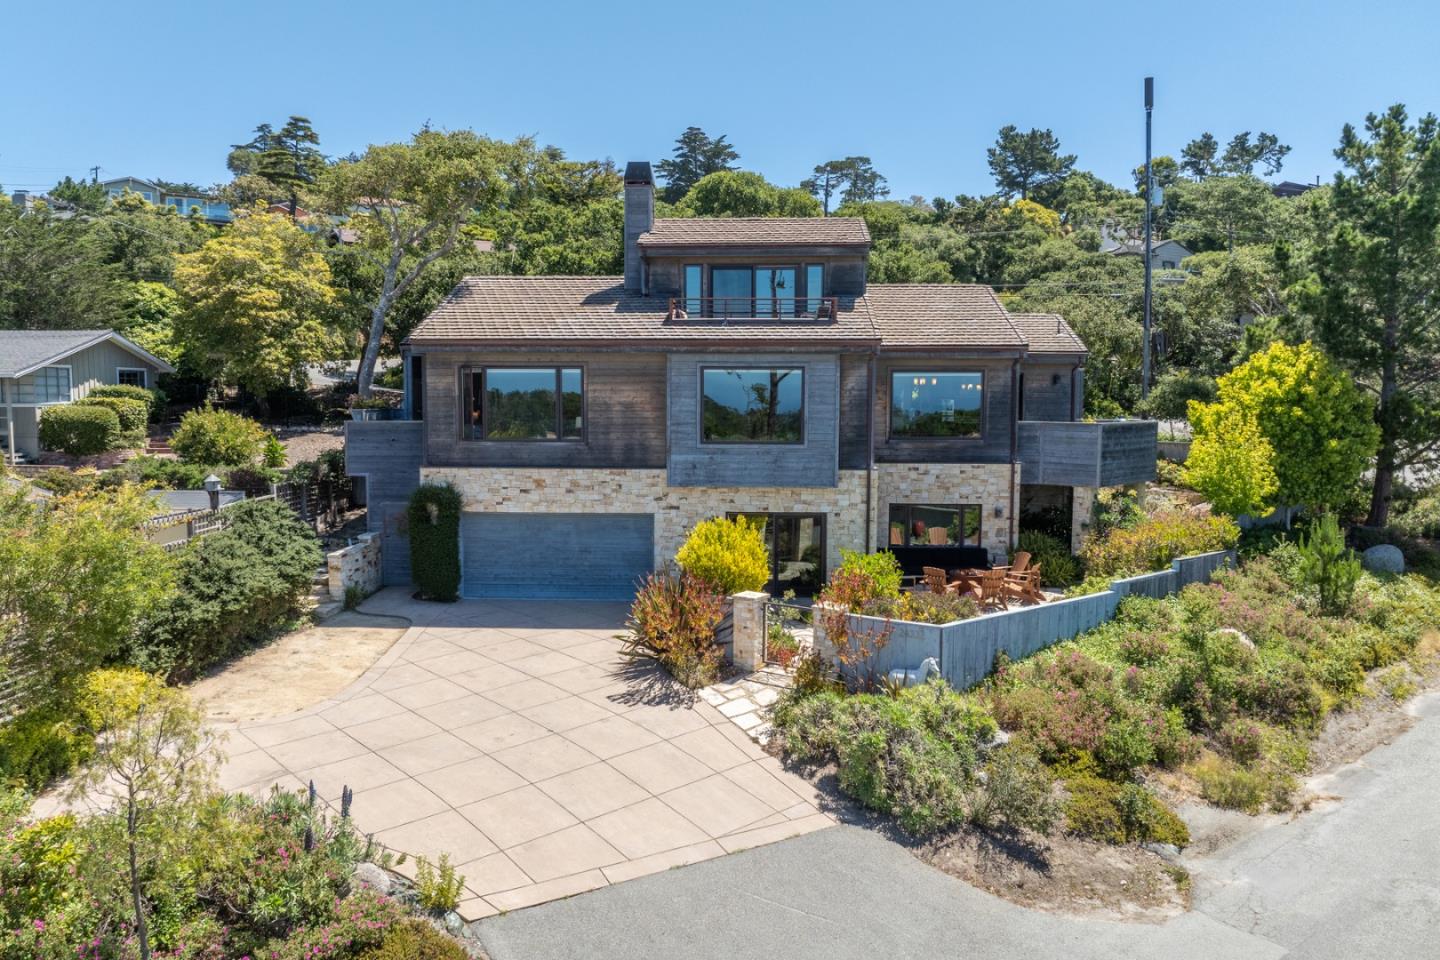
[0,330,174,464]
[100,176,233,224]
[1100,229,1192,279]
[347,161,1156,600]
[1271,180,1318,199]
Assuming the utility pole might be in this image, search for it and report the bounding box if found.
[88,165,100,183]
[1141,77,1154,401]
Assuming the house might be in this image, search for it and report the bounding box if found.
[1271,180,1318,199]
[0,330,174,464]
[100,176,233,224]
[346,161,1156,600]
[1100,229,1192,277]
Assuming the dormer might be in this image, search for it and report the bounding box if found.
[620,161,872,318]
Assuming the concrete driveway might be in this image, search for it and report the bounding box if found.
[213,588,830,919]
[475,692,1440,959]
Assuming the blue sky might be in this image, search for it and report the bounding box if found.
[3,0,1437,201]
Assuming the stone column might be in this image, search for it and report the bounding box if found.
[1071,486,1098,554]
[730,591,769,672]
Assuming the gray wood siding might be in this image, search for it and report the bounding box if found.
[345,421,424,585]
[10,341,165,404]
[461,512,653,600]
[874,357,1016,465]
[1017,420,1157,487]
[837,354,871,469]
[419,350,668,469]
[667,352,839,488]
[1020,362,1078,422]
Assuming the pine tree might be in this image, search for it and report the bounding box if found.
[656,127,739,203]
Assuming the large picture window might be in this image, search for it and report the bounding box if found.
[888,504,982,547]
[34,366,72,403]
[465,367,583,441]
[701,367,803,444]
[890,371,983,438]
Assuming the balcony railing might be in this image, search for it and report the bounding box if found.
[667,297,839,321]
[1017,419,1158,487]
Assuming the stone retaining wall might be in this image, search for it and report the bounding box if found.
[327,533,382,602]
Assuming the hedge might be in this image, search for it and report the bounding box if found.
[408,483,461,602]
[76,396,148,444]
[130,499,322,680]
[38,405,120,456]
[88,383,164,418]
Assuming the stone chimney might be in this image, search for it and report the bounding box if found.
[623,161,654,293]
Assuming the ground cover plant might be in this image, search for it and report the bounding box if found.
[0,673,468,959]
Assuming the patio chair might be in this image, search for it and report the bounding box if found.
[1006,564,1046,605]
[922,566,951,595]
[976,569,1009,611]
[994,551,1031,576]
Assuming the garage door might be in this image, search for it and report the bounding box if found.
[461,512,654,600]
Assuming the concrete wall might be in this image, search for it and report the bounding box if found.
[843,549,1236,688]
[667,353,839,488]
[344,421,424,586]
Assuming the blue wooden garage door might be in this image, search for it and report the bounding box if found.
[460,512,654,600]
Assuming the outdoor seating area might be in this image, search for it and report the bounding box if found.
[917,551,1048,610]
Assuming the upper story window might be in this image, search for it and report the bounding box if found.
[675,265,829,320]
[34,366,72,403]
[702,367,804,444]
[890,371,983,438]
[464,367,583,441]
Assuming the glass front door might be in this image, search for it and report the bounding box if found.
[729,512,826,596]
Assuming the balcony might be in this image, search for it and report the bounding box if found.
[1017,419,1158,488]
[666,297,839,321]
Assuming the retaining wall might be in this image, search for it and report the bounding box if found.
[840,549,1236,689]
[327,533,382,602]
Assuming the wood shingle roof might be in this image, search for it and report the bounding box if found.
[636,217,871,247]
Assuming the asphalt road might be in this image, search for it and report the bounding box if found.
[476,692,1440,960]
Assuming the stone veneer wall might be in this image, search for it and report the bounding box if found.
[327,532,382,602]
[1071,486,1098,554]
[873,462,1019,563]
[422,468,872,573]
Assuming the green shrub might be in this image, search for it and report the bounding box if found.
[675,516,770,594]
[1063,773,1189,847]
[358,919,468,960]
[414,854,465,912]
[0,705,90,789]
[1080,511,1238,578]
[224,465,282,497]
[262,433,288,469]
[132,499,322,679]
[1138,369,1217,420]
[76,395,148,444]
[863,590,978,624]
[1297,513,1361,613]
[968,745,1061,835]
[620,570,725,688]
[97,455,216,491]
[772,681,998,835]
[1016,530,1081,586]
[30,467,98,496]
[1188,754,1272,813]
[170,407,267,466]
[38,404,121,455]
[408,483,461,602]
[837,549,903,599]
[89,382,164,419]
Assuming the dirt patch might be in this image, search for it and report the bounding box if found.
[187,611,409,721]
[273,426,345,467]
[917,826,1190,922]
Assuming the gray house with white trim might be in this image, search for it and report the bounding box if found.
[347,162,1157,599]
[0,330,173,463]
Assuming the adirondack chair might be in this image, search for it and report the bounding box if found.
[922,566,951,595]
[1006,563,1046,605]
[994,551,1031,576]
[976,569,1009,611]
